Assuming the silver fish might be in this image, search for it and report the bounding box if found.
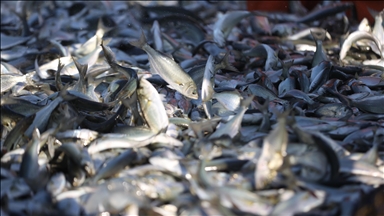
[209,96,253,139]
[151,20,163,52]
[130,31,198,99]
[213,11,252,47]
[255,112,288,189]
[311,29,329,67]
[137,76,169,134]
[340,31,383,60]
[0,73,33,93]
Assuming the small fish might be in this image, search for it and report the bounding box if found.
[255,111,289,189]
[213,11,252,47]
[137,77,169,134]
[130,31,198,99]
[0,33,32,50]
[189,52,237,89]
[243,44,279,71]
[372,11,384,56]
[311,29,329,67]
[352,95,384,114]
[287,28,332,41]
[151,20,163,52]
[201,55,216,103]
[24,96,64,138]
[19,128,41,180]
[213,90,242,112]
[209,96,253,139]
[271,190,326,216]
[92,149,137,182]
[0,73,33,93]
[340,31,383,60]
[309,61,332,93]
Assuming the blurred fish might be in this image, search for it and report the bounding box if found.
[255,111,288,189]
[311,29,329,67]
[151,20,163,51]
[340,31,383,60]
[209,96,253,139]
[213,11,252,47]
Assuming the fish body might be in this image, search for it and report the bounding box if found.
[213,11,252,47]
[311,29,329,67]
[340,31,383,60]
[209,96,253,139]
[137,77,169,134]
[255,112,289,189]
[130,31,198,99]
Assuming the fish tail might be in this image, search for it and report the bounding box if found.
[220,52,239,72]
[72,57,88,78]
[240,95,254,109]
[100,41,116,65]
[310,29,326,42]
[130,30,147,49]
[96,16,114,40]
[281,59,294,78]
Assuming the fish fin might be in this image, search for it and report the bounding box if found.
[96,15,115,40]
[72,57,88,78]
[240,95,254,109]
[281,59,294,79]
[100,41,116,65]
[310,29,326,42]
[219,52,239,72]
[163,52,174,60]
[360,131,381,165]
[55,59,64,91]
[130,30,147,49]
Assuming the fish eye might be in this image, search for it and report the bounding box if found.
[192,90,197,95]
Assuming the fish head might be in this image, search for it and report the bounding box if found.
[181,81,198,100]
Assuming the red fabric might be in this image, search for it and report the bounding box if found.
[246,1,383,23]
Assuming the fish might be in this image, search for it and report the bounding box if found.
[340,31,383,60]
[243,44,279,71]
[311,29,329,67]
[213,11,252,47]
[24,96,64,138]
[92,149,137,182]
[130,31,198,99]
[287,28,332,41]
[0,73,34,93]
[0,34,32,50]
[255,111,289,189]
[151,20,163,52]
[19,128,41,180]
[209,96,253,139]
[137,76,169,134]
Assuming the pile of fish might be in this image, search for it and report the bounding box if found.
[1,1,384,215]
